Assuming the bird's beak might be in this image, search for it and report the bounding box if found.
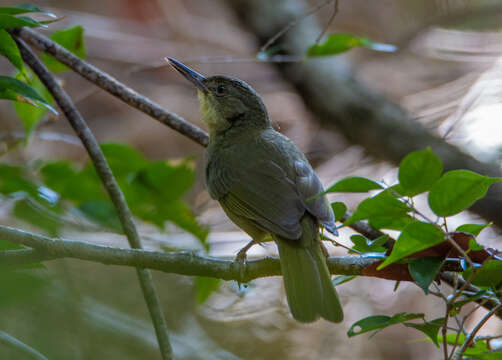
[165,57,208,93]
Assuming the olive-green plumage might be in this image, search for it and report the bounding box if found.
[167,58,343,323]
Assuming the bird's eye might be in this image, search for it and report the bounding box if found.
[216,85,226,95]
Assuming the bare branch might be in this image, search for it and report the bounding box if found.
[0,224,377,282]
[454,303,502,360]
[10,27,209,147]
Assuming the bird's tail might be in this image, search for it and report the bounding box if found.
[273,214,343,323]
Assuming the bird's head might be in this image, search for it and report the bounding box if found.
[166,58,270,136]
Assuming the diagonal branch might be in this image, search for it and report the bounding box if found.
[12,37,174,360]
[9,27,209,147]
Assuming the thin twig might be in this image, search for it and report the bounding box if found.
[259,0,335,54]
[13,38,174,360]
[454,303,502,360]
[314,0,339,44]
[0,331,48,360]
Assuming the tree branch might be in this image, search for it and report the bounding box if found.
[0,224,376,281]
[12,37,174,360]
[9,27,209,147]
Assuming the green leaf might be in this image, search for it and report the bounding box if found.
[42,26,85,73]
[463,260,502,289]
[455,223,491,237]
[350,234,388,254]
[13,198,61,236]
[161,200,209,248]
[78,201,121,232]
[0,14,43,29]
[368,213,414,231]
[0,4,51,15]
[41,161,106,203]
[0,75,55,110]
[404,317,444,348]
[13,70,54,138]
[332,275,356,287]
[408,257,443,294]
[348,312,424,337]
[195,276,220,304]
[331,201,347,221]
[378,221,444,269]
[0,269,49,306]
[307,33,371,57]
[398,148,443,196]
[325,176,383,193]
[0,163,38,196]
[100,143,147,176]
[428,170,502,217]
[0,29,25,74]
[142,160,195,201]
[345,191,411,225]
[469,238,484,251]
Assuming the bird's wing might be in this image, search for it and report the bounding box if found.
[207,158,305,239]
[294,160,337,234]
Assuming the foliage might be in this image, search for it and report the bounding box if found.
[325,147,502,359]
[0,4,500,360]
[0,143,208,246]
[306,33,397,57]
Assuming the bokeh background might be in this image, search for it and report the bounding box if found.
[0,0,502,359]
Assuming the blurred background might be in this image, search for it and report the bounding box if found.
[0,0,502,359]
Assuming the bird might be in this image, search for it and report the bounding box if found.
[166,57,343,323]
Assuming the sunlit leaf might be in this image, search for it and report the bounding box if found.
[307,33,369,57]
[398,148,443,196]
[42,26,85,73]
[428,170,502,217]
[378,221,444,269]
[455,223,491,237]
[324,176,383,193]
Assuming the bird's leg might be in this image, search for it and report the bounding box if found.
[235,239,256,285]
[235,239,256,264]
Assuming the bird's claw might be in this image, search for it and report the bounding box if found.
[235,248,248,287]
